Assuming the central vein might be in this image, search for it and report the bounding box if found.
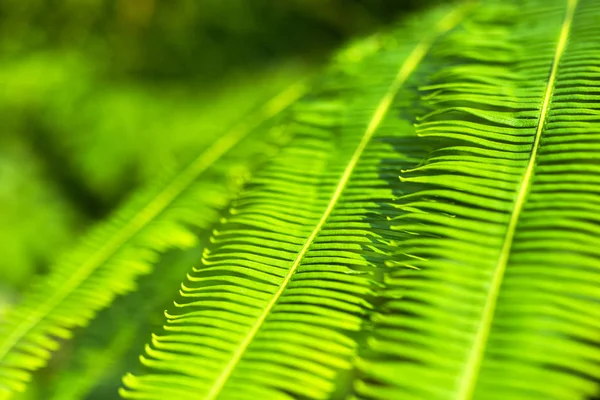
[456,1,578,398]
[205,6,470,400]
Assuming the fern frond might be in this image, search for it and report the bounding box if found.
[357,0,600,399]
[119,4,470,400]
[0,83,306,397]
[43,245,207,400]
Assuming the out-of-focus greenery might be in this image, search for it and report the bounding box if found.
[0,0,419,296]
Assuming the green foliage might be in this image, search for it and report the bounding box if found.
[0,135,85,291]
[2,0,600,399]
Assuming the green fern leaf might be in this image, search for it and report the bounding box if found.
[119,4,471,399]
[42,245,207,400]
[356,0,600,399]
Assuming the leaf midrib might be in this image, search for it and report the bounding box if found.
[0,82,306,364]
[456,1,579,398]
[204,6,471,400]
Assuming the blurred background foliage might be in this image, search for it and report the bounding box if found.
[0,1,431,397]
